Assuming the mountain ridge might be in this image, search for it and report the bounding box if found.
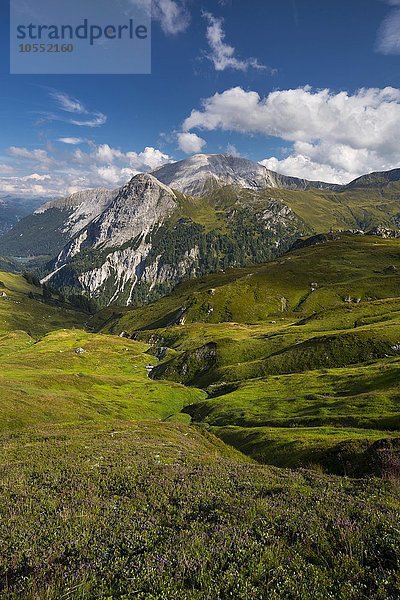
[152,153,340,196]
[1,155,400,309]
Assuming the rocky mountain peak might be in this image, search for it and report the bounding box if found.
[119,172,176,199]
[152,153,337,196]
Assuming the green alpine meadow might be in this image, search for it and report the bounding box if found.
[0,194,400,597]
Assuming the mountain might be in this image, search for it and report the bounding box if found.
[152,153,338,196]
[2,155,400,309]
[42,173,306,306]
[0,188,115,257]
[341,167,400,190]
[0,194,45,235]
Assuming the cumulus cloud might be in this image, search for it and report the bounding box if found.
[0,143,171,196]
[128,146,171,170]
[177,132,206,154]
[72,144,172,185]
[93,144,124,163]
[183,85,400,183]
[203,12,267,71]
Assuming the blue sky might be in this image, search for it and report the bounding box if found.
[0,0,400,196]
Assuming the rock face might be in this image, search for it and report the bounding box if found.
[35,188,116,238]
[43,174,192,304]
[152,154,337,196]
[77,175,177,250]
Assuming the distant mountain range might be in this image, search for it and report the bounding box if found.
[0,194,45,235]
[0,154,399,308]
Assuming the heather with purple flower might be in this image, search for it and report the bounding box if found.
[1,422,399,598]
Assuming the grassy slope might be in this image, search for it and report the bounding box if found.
[201,180,400,233]
[0,271,86,337]
[1,422,399,599]
[259,181,400,231]
[94,235,400,472]
[0,272,205,430]
[0,329,205,430]
[1,251,400,596]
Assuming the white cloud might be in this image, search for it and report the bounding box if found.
[1,144,171,197]
[183,85,400,183]
[177,132,206,154]
[93,144,124,163]
[0,177,55,196]
[75,143,171,171]
[153,0,190,35]
[50,91,86,114]
[376,6,400,54]
[225,143,241,157]
[203,12,267,72]
[0,164,15,174]
[129,0,190,34]
[127,146,171,170]
[69,114,107,128]
[260,152,352,184]
[58,137,83,145]
[47,90,107,128]
[22,173,51,181]
[7,147,50,163]
[71,148,92,165]
[95,165,132,185]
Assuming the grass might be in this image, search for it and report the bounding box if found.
[0,271,205,431]
[1,421,400,598]
[1,238,400,596]
[0,329,205,431]
[183,360,400,431]
[94,234,400,473]
[215,425,400,475]
[0,271,86,337]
